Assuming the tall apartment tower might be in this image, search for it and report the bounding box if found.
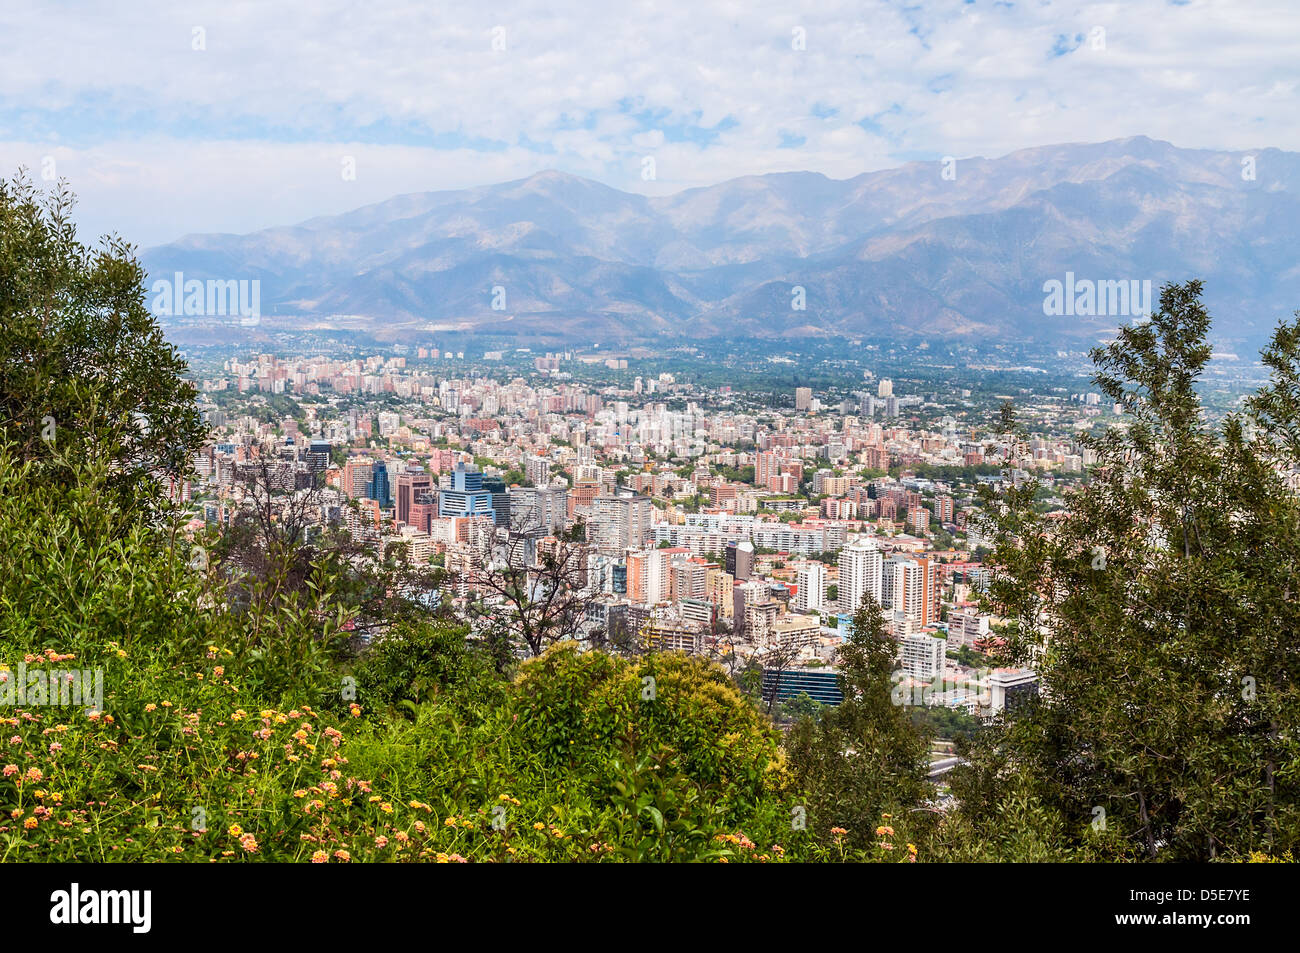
[592,494,653,554]
[838,541,883,615]
[732,580,771,640]
[524,454,551,487]
[725,540,755,581]
[396,470,433,527]
[884,555,936,627]
[509,485,569,534]
[627,548,668,605]
[795,561,826,614]
[342,459,373,499]
[794,387,813,411]
[755,451,783,488]
[934,494,955,523]
[672,560,708,604]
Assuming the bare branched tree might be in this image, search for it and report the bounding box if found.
[756,636,809,717]
[459,512,593,658]
[215,443,442,647]
[587,611,643,657]
[704,614,745,679]
[236,457,323,549]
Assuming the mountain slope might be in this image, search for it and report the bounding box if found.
[142,137,1300,347]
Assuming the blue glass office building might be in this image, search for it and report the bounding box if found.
[438,463,496,519]
[761,668,844,707]
[368,461,391,508]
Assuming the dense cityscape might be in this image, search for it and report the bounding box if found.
[182,344,1118,735]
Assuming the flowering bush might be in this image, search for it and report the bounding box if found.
[0,445,932,863]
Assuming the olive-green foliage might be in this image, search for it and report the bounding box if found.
[962,281,1300,861]
[510,644,781,820]
[353,619,500,717]
[0,173,206,517]
[784,595,933,851]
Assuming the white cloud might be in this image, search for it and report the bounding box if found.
[0,0,1296,244]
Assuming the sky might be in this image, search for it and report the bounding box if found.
[1,0,1297,247]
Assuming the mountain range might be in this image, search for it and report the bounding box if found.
[142,137,1300,349]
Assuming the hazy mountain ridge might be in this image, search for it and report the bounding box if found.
[142,137,1300,347]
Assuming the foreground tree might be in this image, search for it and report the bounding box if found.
[784,595,932,850]
[0,173,205,514]
[956,280,1300,860]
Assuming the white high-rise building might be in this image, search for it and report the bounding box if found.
[638,547,669,604]
[901,633,946,681]
[524,454,551,487]
[838,540,883,615]
[877,378,894,398]
[795,561,826,614]
[947,610,990,649]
